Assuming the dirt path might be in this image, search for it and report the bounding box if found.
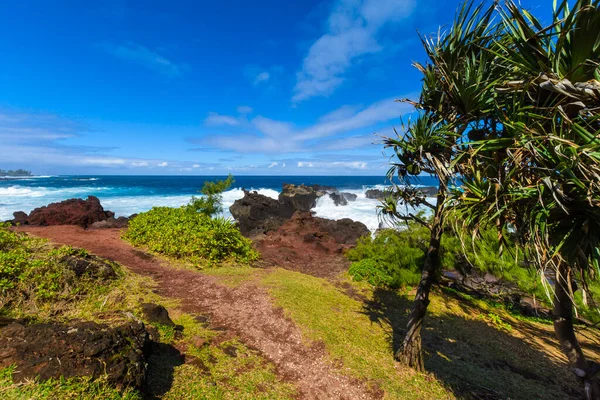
[19,226,377,400]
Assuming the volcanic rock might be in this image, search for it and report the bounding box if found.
[140,303,176,327]
[341,192,357,202]
[255,212,370,278]
[0,320,149,389]
[279,184,320,212]
[365,189,386,200]
[61,253,119,280]
[13,196,113,228]
[11,211,28,225]
[229,190,293,235]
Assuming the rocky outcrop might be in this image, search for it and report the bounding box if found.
[229,190,294,235]
[11,196,113,228]
[329,192,358,206]
[255,212,370,278]
[279,184,320,212]
[0,320,149,389]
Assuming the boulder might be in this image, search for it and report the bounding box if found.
[229,190,293,235]
[0,320,149,389]
[418,186,438,197]
[13,196,113,228]
[279,184,320,212]
[140,303,176,327]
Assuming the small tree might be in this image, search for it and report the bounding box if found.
[187,174,234,217]
[381,2,497,371]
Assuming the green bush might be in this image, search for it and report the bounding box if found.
[123,207,258,266]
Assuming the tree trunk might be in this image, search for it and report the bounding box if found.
[553,263,600,399]
[395,186,446,372]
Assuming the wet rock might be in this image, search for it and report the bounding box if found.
[279,184,320,212]
[341,192,357,202]
[140,303,176,327]
[309,184,338,193]
[13,196,114,228]
[0,320,149,389]
[329,192,348,206]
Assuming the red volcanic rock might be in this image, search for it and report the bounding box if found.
[23,196,114,228]
[255,212,370,278]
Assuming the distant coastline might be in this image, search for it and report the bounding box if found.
[0,169,32,178]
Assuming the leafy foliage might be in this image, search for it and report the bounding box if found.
[187,174,234,217]
[124,207,258,266]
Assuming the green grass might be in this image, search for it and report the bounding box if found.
[261,268,453,399]
[0,366,141,400]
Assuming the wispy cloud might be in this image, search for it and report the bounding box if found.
[200,95,413,154]
[244,65,284,88]
[293,0,415,103]
[204,112,240,126]
[102,41,188,78]
[297,160,368,169]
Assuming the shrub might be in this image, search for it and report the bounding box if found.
[123,207,258,266]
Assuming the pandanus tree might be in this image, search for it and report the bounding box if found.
[450,0,600,396]
[380,2,498,370]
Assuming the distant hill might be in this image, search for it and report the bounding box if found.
[0,169,32,176]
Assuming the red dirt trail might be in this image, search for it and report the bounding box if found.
[19,226,378,400]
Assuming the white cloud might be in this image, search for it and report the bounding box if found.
[268,162,279,168]
[293,0,415,102]
[204,112,240,126]
[253,71,270,86]
[157,162,168,167]
[81,157,126,166]
[192,164,200,168]
[237,106,253,115]
[132,161,149,167]
[102,41,187,78]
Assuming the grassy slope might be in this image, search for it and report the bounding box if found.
[205,266,596,400]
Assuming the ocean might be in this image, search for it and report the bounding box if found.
[0,175,439,232]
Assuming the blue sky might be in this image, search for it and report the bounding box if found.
[0,0,549,175]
